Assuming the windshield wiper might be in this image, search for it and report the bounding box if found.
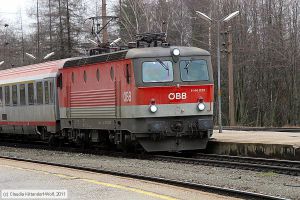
[156,59,169,71]
[184,58,193,70]
[184,58,193,74]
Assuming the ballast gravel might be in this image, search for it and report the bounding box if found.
[0,146,299,199]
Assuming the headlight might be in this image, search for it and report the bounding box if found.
[149,105,158,113]
[198,103,205,111]
[172,48,180,56]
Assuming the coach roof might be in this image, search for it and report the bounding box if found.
[125,46,210,59]
[0,59,68,85]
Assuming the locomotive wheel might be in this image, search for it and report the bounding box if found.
[48,134,59,147]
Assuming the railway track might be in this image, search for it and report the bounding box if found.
[219,126,300,132]
[0,155,288,200]
[152,153,300,176]
[1,139,299,176]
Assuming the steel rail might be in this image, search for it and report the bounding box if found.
[152,154,300,176]
[218,126,300,132]
[1,139,299,175]
[195,153,300,166]
[0,155,288,200]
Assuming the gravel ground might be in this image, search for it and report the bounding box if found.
[0,146,299,199]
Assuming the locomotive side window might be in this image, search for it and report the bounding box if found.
[180,59,209,81]
[72,72,75,84]
[44,81,49,104]
[5,86,10,106]
[0,87,3,106]
[142,60,173,82]
[28,83,34,105]
[84,71,87,83]
[110,67,114,80]
[20,84,26,105]
[96,69,100,81]
[126,64,131,84]
[37,82,43,104]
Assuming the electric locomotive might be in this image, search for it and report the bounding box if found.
[58,33,214,152]
[0,33,214,152]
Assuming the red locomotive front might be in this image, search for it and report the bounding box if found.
[58,46,214,152]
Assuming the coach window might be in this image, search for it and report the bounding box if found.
[44,81,49,104]
[5,86,10,106]
[57,73,63,89]
[20,84,26,105]
[49,80,54,103]
[12,85,17,106]
[37,82,43,104]
[96,69,100,82]
[0,87,3,106]
[28,83,34,105]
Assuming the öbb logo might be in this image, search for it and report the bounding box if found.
[168,92,187,100]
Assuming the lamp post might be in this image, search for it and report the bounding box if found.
[196,10,239,133]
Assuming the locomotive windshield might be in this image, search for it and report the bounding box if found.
[180,59,209,81]
[142,60,173,82]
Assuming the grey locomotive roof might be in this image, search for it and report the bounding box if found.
[126,46,210,59]
[63,50,128,67]
[63,46,210,68]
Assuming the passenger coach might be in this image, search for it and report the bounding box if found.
[0,61,64,138]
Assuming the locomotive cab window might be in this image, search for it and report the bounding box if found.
[142,60,173,82]
[180,59,209,81]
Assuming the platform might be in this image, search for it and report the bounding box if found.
[0,158,237,200]
[206,130,300,160]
